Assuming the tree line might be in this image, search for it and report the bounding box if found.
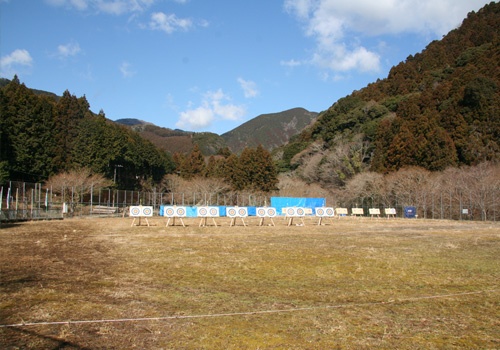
[172,144,278,192]
[0,76,174,188]
[0,77,278,193]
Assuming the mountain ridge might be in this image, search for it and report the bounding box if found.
[275,1,500,187]
[114,107,318,155]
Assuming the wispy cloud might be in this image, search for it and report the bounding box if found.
[149,12,193,34]
[280,59,302,68]
[176,89,246,130]
[119,61,136,78]
[57,41,81,58]
[284,0,487,75]
[0,49,33,77]
[44,0,157,15]
[238,78,260,98]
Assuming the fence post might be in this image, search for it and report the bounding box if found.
[494,191,496,222]
[459,191,462,221]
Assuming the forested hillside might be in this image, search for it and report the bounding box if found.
[115,119,228,156]
[0,77,174,189]
[277,1,500,187]
[222,108,318,154]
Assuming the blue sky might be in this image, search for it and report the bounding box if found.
[0,0,492,135]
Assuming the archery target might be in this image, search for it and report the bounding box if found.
[336,208,348,215]
[286,207,296,217]
[325,207,335,217]
[142,206,153,217]
[164,206,176,217]
[352,208,364,215]
[296,207,305,217]
[267,207,277,217]
[238,207,248,217]
[227,207,238,218]
[316,208,326,217]
[198,207,209,217]
[130,206,141,217]
[209,207,219,217]
[256,207,267,217]
[385,208,396,215]
[175,207,186,217]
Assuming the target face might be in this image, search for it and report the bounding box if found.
[296,207,305,217]
[176,207,186,217]
[164,207,175,217]
[227,207,238,217]
[336,208,348,215]
[286,207,296,217]
[142,207,153,217]
[267,208,277,217]
[130,206,141,217]
[209,207,219,217]
[325,208,335,217]
[198,207,208,217]
[238,208,248,217]
[316,208,325,217]
[256,208,266,217]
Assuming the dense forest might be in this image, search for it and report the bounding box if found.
[276,1,500,186]
[171,144,278,192]
[0,77,174,189]
[0,77,279,192]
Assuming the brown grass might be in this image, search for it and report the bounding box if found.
[1,217,499,349]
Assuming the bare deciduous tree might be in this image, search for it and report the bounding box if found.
[45,167,112,201]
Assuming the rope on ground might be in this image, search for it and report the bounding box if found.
[1,289,498,328]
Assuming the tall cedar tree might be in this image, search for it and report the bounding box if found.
[0,77,57,181]
[0,77,174,188]
[179,144,205,179]
[232,146,278,192]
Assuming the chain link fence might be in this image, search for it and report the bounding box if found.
[0,181,271,222]
[1,181,499,222]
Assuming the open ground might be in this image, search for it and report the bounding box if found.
[1,216,499,349]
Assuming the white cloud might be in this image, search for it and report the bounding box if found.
[149,12,193,34]
[57,41,81,58]
[176,89,246,130]
[280,59,302,67]
[177,106,214,130]
[284,0,488,74]
[0,49,33,77]
[119,61,136,78]
[237,78,260,98]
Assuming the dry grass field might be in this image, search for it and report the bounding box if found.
[1,216,499,349]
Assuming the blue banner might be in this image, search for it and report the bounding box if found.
[270,197,325,215]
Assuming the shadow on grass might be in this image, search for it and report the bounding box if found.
[3,327,93,350]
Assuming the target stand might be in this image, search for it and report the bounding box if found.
[369,208,381,219]
[130,206,153,227]
[385,208,397,219]
[285,207,306,226]
[315,207,335,225]
[164,206,186,227]
[227,207,248,227]
[256,207,277,226]
[198,207,219,227]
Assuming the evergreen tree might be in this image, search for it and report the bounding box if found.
[254,144,278,192]
[223,154,241,189]
[179,144,205,179]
